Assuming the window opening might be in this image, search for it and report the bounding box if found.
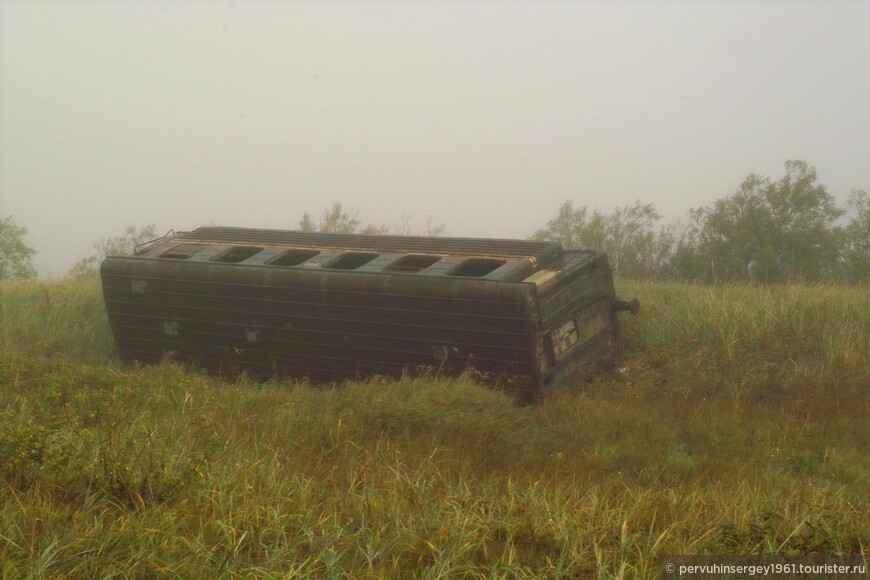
[447,258,506,277]
[212,246,264,263]
[268,249,320,267]
[384,254,441,273]
[159,244,204,260]
[323,252,379,270]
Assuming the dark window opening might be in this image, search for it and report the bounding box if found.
[268,249,320,267]
[448,258,506,277]
[384,254,442,273]
[159,244,204,260]
[212,246,264,263]
[323,252,379,270]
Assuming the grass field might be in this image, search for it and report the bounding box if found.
[0,278,867,577]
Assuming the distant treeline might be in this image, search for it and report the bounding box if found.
[1,160,867,284]
[533,160,869,284]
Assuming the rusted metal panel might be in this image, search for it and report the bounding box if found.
[101,227,635,395]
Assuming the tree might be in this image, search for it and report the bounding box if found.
[0,216,37,280]
[531,201,672,278]
[843,189,870,284]
[670,208,714,282]
[68,224,159,278]
[390,211,447,237]
[298,202,389,234]
[298,202,445,236]
[674,161,844,283]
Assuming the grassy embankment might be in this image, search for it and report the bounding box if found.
[0,277,867,578]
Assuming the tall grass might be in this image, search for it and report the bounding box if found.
[622,282,869,379]
[0,278,867,577]
[0,277,116,364]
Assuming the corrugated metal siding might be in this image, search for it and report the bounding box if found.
[542,328,617,386]
[101,257,538,381]
[539,266,612,323]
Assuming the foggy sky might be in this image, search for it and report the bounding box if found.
[2,1,869,277]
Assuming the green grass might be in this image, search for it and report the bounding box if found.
[0,278,116,364]
[0,279,867,577]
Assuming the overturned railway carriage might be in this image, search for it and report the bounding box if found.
[100,227,637,395]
